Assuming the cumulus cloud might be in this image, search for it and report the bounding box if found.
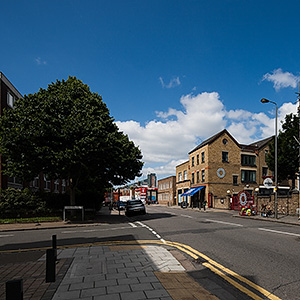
[116,92,298,180]
[262,68,300,91]
[159,76,181,88]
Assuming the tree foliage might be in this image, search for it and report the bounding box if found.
[0,77,143,204]
[266,113,299,184]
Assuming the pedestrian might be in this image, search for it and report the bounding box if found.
[203,200,207,211]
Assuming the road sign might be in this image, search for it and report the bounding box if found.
[263,178,273,189]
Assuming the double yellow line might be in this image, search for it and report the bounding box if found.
[0,239,281,300]
[164,240,282,300]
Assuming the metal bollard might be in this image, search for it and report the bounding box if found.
[52,234,57,261]
[46,248,56,282]
[6,279,23,300]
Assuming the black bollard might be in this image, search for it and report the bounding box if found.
[52,234,57,261]
[6,279,23,300]
[46,248,56,282]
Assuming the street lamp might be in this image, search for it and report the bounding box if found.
[261,98,278,219]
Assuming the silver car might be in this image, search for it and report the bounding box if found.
[125,200,146,216]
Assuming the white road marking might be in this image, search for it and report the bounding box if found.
[258,227,300,237]
[0,234,14,238]
[136,221,162,240]
[180,214,193,219]
[205,219,243,227]
[163,211,177,215]
[129,222,137,228]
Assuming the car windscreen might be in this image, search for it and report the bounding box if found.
[128,200,142,205]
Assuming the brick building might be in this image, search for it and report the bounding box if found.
[0,72,23,189]
[175,160,190,205]
[176,129,274,209]
[0,72,67,194]
[157,176,176,206]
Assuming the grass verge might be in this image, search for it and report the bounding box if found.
[0,216,62,224]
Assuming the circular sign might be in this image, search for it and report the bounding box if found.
[239,192,248,206]
[263,178,273,189]
[217,168,225,178]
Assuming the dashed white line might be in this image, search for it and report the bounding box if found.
[136,221,163,241]
[180,214,193,219]
[0,234,14,238]
[129,222,137,228]
[258,228,300,237]
[205,219,243,227]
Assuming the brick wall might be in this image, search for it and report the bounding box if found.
[256,192,300,215]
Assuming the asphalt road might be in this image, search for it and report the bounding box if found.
[143,206,300,300]
[0,206,299,299]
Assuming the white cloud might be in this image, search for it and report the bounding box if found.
[262,68,300,91]
[35,57,47,65]
[159,76,181,88]
[116,92,298,180]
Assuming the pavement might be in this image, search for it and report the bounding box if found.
[0,206,299,300]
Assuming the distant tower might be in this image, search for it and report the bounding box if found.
[147,173,157,187]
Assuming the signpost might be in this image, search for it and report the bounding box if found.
[263,178,273,189]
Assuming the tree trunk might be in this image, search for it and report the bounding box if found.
[69,178,76,206]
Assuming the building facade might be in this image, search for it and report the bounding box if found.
[175,160,190,205]
[0,72,23,189]
[176,129,274,210]
[0,72,68,194]
[157,176,176,206]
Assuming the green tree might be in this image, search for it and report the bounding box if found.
[0,77,143,205]
[266,113,299,185]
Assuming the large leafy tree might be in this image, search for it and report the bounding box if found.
[266,113,299,185]
[0,77,143,205]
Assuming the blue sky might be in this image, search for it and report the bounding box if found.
[1,0,300,180]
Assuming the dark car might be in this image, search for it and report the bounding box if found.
[113,201,126,210]
[125,199,146,216]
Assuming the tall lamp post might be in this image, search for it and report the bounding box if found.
[261,98,278,219]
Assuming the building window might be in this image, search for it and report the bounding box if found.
[201,152,205,163]
[241,170,256,183]
[62,179,66,193]
[197,154,199,165]
[7,92,15,108]
[222,151,228,162]
[262,167,268,177]
[201,170,205,182]
[196,171,199,183]
[44,176,51,191]
[233,175,238,185]
[265,150,268,161]
[241,155,256,166]
[192,173,195,184]
[54,180,59,193]
[178,172,182,181]
[192,157,195,167]
[184,170,187,180]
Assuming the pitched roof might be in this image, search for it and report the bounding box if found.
[188,129,239,154]
[248,136,274,149]
[189,129,273,155]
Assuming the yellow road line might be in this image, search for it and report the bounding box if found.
[203,262,264,300]
[165,241,282,300]
[0,239,282,300]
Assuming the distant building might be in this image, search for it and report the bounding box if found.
[157,176,176,206]
[147,173,157,187]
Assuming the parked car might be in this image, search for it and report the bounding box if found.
[113,201,126,210]
[125,199,146,216]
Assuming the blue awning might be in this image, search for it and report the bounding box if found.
[181,186,205,197]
